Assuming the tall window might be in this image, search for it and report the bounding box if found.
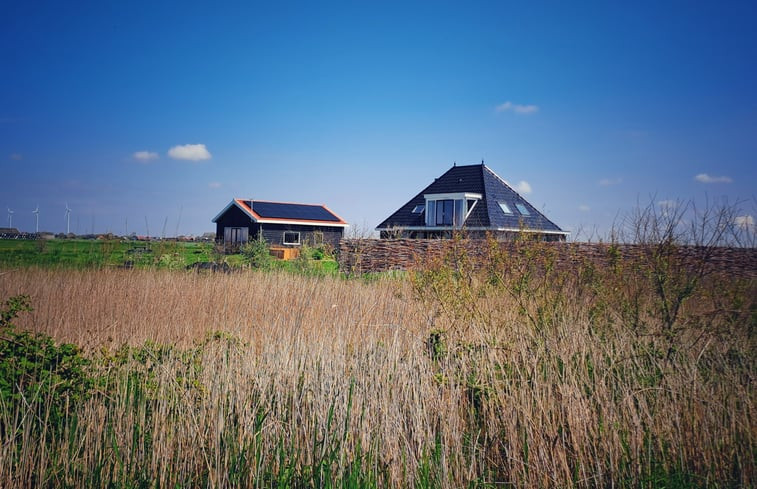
[435,200,454,225]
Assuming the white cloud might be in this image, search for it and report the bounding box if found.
[208,182,222,189]
[578,204,591,212]
[9,153,22,160]
[598,177,622,186]
[168,144,212,161]
[496,101,539,114]
[694,173,732,184]
[515,180,532,194]
[734,215,754,229]
[133,151,159,162]
[657,200,679,210]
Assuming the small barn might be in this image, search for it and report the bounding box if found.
[376,162,568,241]
[213,199,348,250]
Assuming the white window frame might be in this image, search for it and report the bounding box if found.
[283,231,301,245]
[423,192,482,228]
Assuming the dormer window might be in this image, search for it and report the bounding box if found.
[424,192,482,228]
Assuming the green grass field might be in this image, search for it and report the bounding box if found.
[0,238,340,274]
[0,239,216,269]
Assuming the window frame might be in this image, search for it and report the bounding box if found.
[515,203,531,216]
[423,192,482,228]
[282,231,301,245]
[498,202,513,214]
[435,199,454,226]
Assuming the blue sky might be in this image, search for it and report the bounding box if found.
[2,1,755,238]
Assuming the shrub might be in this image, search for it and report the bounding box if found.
[241,236,273,269]
[0,295,91,431]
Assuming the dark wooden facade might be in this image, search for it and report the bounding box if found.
[214,200,345,251]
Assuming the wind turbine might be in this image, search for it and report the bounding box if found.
[33,205,39,233]
[65,203,71,234]
[7,208,13,228]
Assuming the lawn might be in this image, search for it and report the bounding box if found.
[0,239,219,269]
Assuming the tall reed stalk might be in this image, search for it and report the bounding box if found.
[0,252,753,487]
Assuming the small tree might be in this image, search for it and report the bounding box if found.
[241,236,273,269]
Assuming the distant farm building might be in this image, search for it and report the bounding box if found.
[213,199,348,250]
[376,163,568,241]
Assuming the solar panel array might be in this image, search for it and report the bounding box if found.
[247,201,341,222]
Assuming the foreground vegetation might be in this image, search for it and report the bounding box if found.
[0,230,754,488]
[0,204,754,487]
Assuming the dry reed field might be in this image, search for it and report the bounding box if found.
[0,241,754,488]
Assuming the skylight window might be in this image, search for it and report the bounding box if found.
[515,203,530,215]
[411,204,425,214]
[498,202,513,214]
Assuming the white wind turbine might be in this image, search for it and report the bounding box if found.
[65,203,71,234]
[33,205,40,233]
[7,207,13,228]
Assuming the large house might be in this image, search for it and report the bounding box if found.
[213,199,348,249]
[376,163,568,241]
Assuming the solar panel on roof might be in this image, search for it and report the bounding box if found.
[248,201,341,222]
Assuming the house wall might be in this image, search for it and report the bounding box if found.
[258,223,343,248]
[215,206,343,249]
[380,229,565,241]
[215,205,252,241]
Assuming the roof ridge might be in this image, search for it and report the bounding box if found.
[482,165,518,194]
[240,198,327,207]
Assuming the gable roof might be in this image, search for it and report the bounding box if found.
[376,163,567,235]
[213,199,348,227]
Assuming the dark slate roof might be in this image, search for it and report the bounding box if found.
[376,163,566,234]
[246,201,342,222]
[212,199,347,226]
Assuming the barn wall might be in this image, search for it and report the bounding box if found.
[259,223,343,248]
[215,206,344,249]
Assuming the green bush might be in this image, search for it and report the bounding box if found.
[240,236,273,269]
[0,295,91,427]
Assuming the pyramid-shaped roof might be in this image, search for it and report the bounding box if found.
[376,163,567,235]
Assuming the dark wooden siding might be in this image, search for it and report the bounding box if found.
[259,223,343,248]
[216,205,343,249]
[215,205,253,241]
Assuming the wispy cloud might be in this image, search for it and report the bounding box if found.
[133,151,159,163]
[657,199,679,210]
[515,180,532,195]
[734,215,754,230]
[495,101,539,115]
[9,153,22,161]
[598,177,622,186]
[578,204,591,212]
[208,182,222,189]
[694,173,732,184]
[168,144,212,161]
